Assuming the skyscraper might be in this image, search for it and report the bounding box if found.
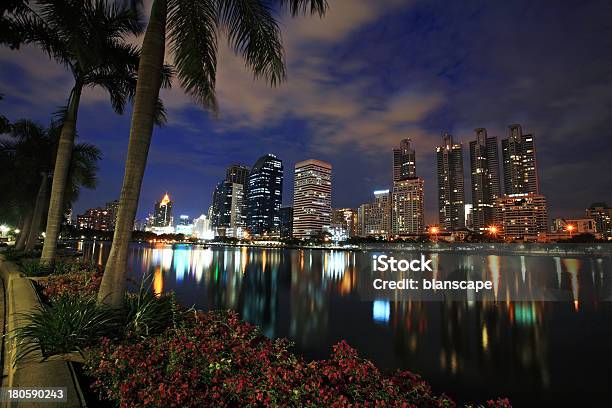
[469,128,501,231]
[436,133,465,230]
[331,208,358,237]
[246,154,283,237]
[226,164,250,185]
[392,138,416,182]
[154,193,173,227]
[359,190,391,236]
[292,159,332,239]
[211,181,244,237]
[502,124,539,195]
[280,207,294,239]
[392,177,425,235]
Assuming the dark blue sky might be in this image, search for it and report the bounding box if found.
[2,0,611,223]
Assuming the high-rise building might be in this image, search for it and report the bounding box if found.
[393,138,416,182]
[585,202,612,238]
[77,207,113,231]
[280,207,293,239]
[105,200,119,229]
[502,124,539,195]
[292,159,332,239]
[246,154,283,237]
[175,215,193,235]
[154,193,173,227]
[193,214,214,240]
[436,133,465,230]
[77,200,120,231]
[226,164,250,186]
[391,177,425,235]
[331,208,358,238]
[357,204,370,236]
[494,194,548,241]
[211,181,244,237]
[359,190,391,237]
[469,128,501,231]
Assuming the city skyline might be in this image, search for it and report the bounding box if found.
[2,1,611,223]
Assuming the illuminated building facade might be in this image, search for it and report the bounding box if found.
[226,164,249,186]
[391,177,425,235]
[292,159,332,239]
[585,202,612,239]
[469,128,501,231]
[359,190,391,237]
[502,124,539,195]
[76,200,119,231]
[436,133,465,230]
[494,194,548,241]
[246,154,283,237]
[154,193,173,227]
[331,208,358,238]
[211,181,244,237]
[392,138,416,182]
[280,207,293,239]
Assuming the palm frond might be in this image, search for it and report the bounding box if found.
[168,0,219,110]
[218,0,285,86]
[278,0,327,16]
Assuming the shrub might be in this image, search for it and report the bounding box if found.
[13,294,120,362]
[86,310,463,407]
[123,284,178,337]
[37,271,103,301]
[21,260,55,276]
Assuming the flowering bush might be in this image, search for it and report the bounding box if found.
[37,268,102,301]
[86,310,506,408]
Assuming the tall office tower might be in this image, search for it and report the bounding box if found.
[280,207,294,239]
[292,159,332,239]
[226,164,250,186]
[331,208,358,237]
[586,202,612,238]
[211,181,244,237]
[436,133,465,230]
[494,194,548,241]
[502,124,539,195]
[357,204,371,236]
[392,138,416,182]
[391,177,425,235]
[246,154,283,237]
[105,200,119,229]
[469,128,501,231]
[154,193,173,227]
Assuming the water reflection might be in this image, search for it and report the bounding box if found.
[81,242,612,406]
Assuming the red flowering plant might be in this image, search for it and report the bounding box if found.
[36,263,103,302]
[86,310,508,408]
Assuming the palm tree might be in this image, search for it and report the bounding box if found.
[8,0,145,262]
[0,119,101,251]
[97,0,327,307]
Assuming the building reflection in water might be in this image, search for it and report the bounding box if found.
[77,242,612,406]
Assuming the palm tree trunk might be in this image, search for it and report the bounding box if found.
[97,0,167,307]
[25,172,48,252]
[40,83,82,263]
[15,210,32,251]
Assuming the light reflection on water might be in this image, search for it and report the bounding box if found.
[80,241,612,406]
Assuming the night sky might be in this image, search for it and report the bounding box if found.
[1,0,611,224]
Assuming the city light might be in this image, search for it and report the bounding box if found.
[428,226,439,235]
[487,225,499,237]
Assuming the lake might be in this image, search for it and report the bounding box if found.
[78,241,612,407]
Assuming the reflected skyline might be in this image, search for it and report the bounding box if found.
[80,241,612,406]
